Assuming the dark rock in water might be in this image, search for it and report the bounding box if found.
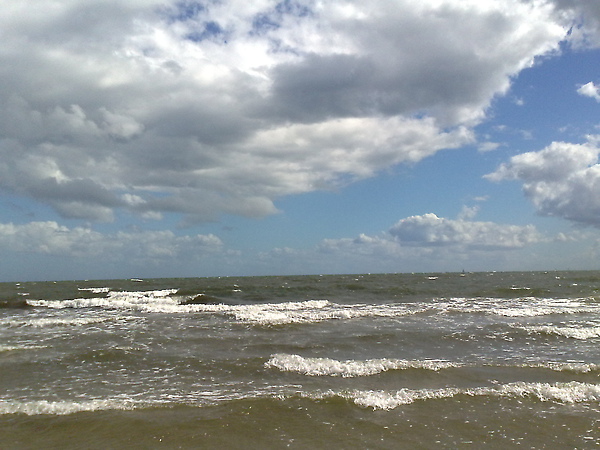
[180,294,222,305]
[0,298,31,309]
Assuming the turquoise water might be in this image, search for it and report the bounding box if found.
[1,271,600,448]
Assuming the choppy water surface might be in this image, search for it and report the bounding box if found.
[2,271,600,448]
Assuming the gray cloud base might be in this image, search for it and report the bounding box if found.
[0,0,575,223]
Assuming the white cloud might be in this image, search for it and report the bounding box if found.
[389,213,540,249]
[486,139,600,225]
[0,221,223,260]
[551,0,600,48]
[577,82,600,102]
[457,205,480,221]
[0,212,551,277]
[257,213,543,273]
[478,141,502,152]
[0,0,571,223]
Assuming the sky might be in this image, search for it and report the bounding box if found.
[1,0,600,281]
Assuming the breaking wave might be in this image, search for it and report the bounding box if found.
[27,292,418,325]
[4,380,599,416]
[25,290,600,326]
[265,354,459,377]
[521,325,600,340]
[77,287,111,294]
[315,381,600,410]
[266,354,600,377]
[440,297,598,317]
[0,344,47,353]
[0,399,140,416]
[0,316,109,328]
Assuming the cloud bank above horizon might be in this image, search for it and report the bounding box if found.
[1,0,599,279]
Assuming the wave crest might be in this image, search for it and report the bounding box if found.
[522,325,600,340]
[315,381,600,410]
[265,354,458,377]
[0,399,139,416]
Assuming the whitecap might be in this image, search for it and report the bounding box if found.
[77,287,110,294]
[265,354,459,377]
[0,316,109,328]
[521,361,600,373]
[312,381,600,410]
[25,294,600,324]
[225,302,421,326]
[522,325,600,340]
[0,344,47,353]
[438,297,598,317]
[0,399,140,416]
[28,289,179,311]
[315,387,461,410]
[495,381,600,403]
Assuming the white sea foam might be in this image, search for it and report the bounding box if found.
[226,300,336,325]
[0,399,140,416]
[3,383,599,416]
[0,388,286,416]
[265,354,459,377]
[347,388,460,409]
[185,300,350,325]
[0,316,109,328]
[25,292,600,325]
[170,299,335,319]
[267,354,600,376]
[78,287,110,294]
[28,289,179,311]
[28,293,341,322]
[32,296,418,325]
[438,297,597,317]
[496,381,600,403]
[523,361,600,373]
[224,302,422,325]
[317,381,600,410]
[0,344,47,353]
[522,325,600,340]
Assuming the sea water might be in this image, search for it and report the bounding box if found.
[1,271,599,448]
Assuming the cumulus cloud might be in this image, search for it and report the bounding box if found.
[0,212,546,276]
[258,213,542,273]
[389,214,540,249]
[486,140,600,225]
[477,141,502,152]
[0,0,573,223]
[0,221,222,260]
[577,82,600,101]
[552,0,600,47]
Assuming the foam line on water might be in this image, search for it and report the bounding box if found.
[25,294,600,324]
[312,381,600,410]
[267,354,600,376]
[0,399,140,416]
[265,354,459,377]
[0,344,48,353]
[438,297,598,317]
[0,316,109,328]
[3,381,599,416]
[78,287,110,294]
[520,325,600,340]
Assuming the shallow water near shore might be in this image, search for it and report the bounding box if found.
[2,271,600,448]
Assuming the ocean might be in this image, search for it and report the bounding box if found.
[1,271,600,448]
